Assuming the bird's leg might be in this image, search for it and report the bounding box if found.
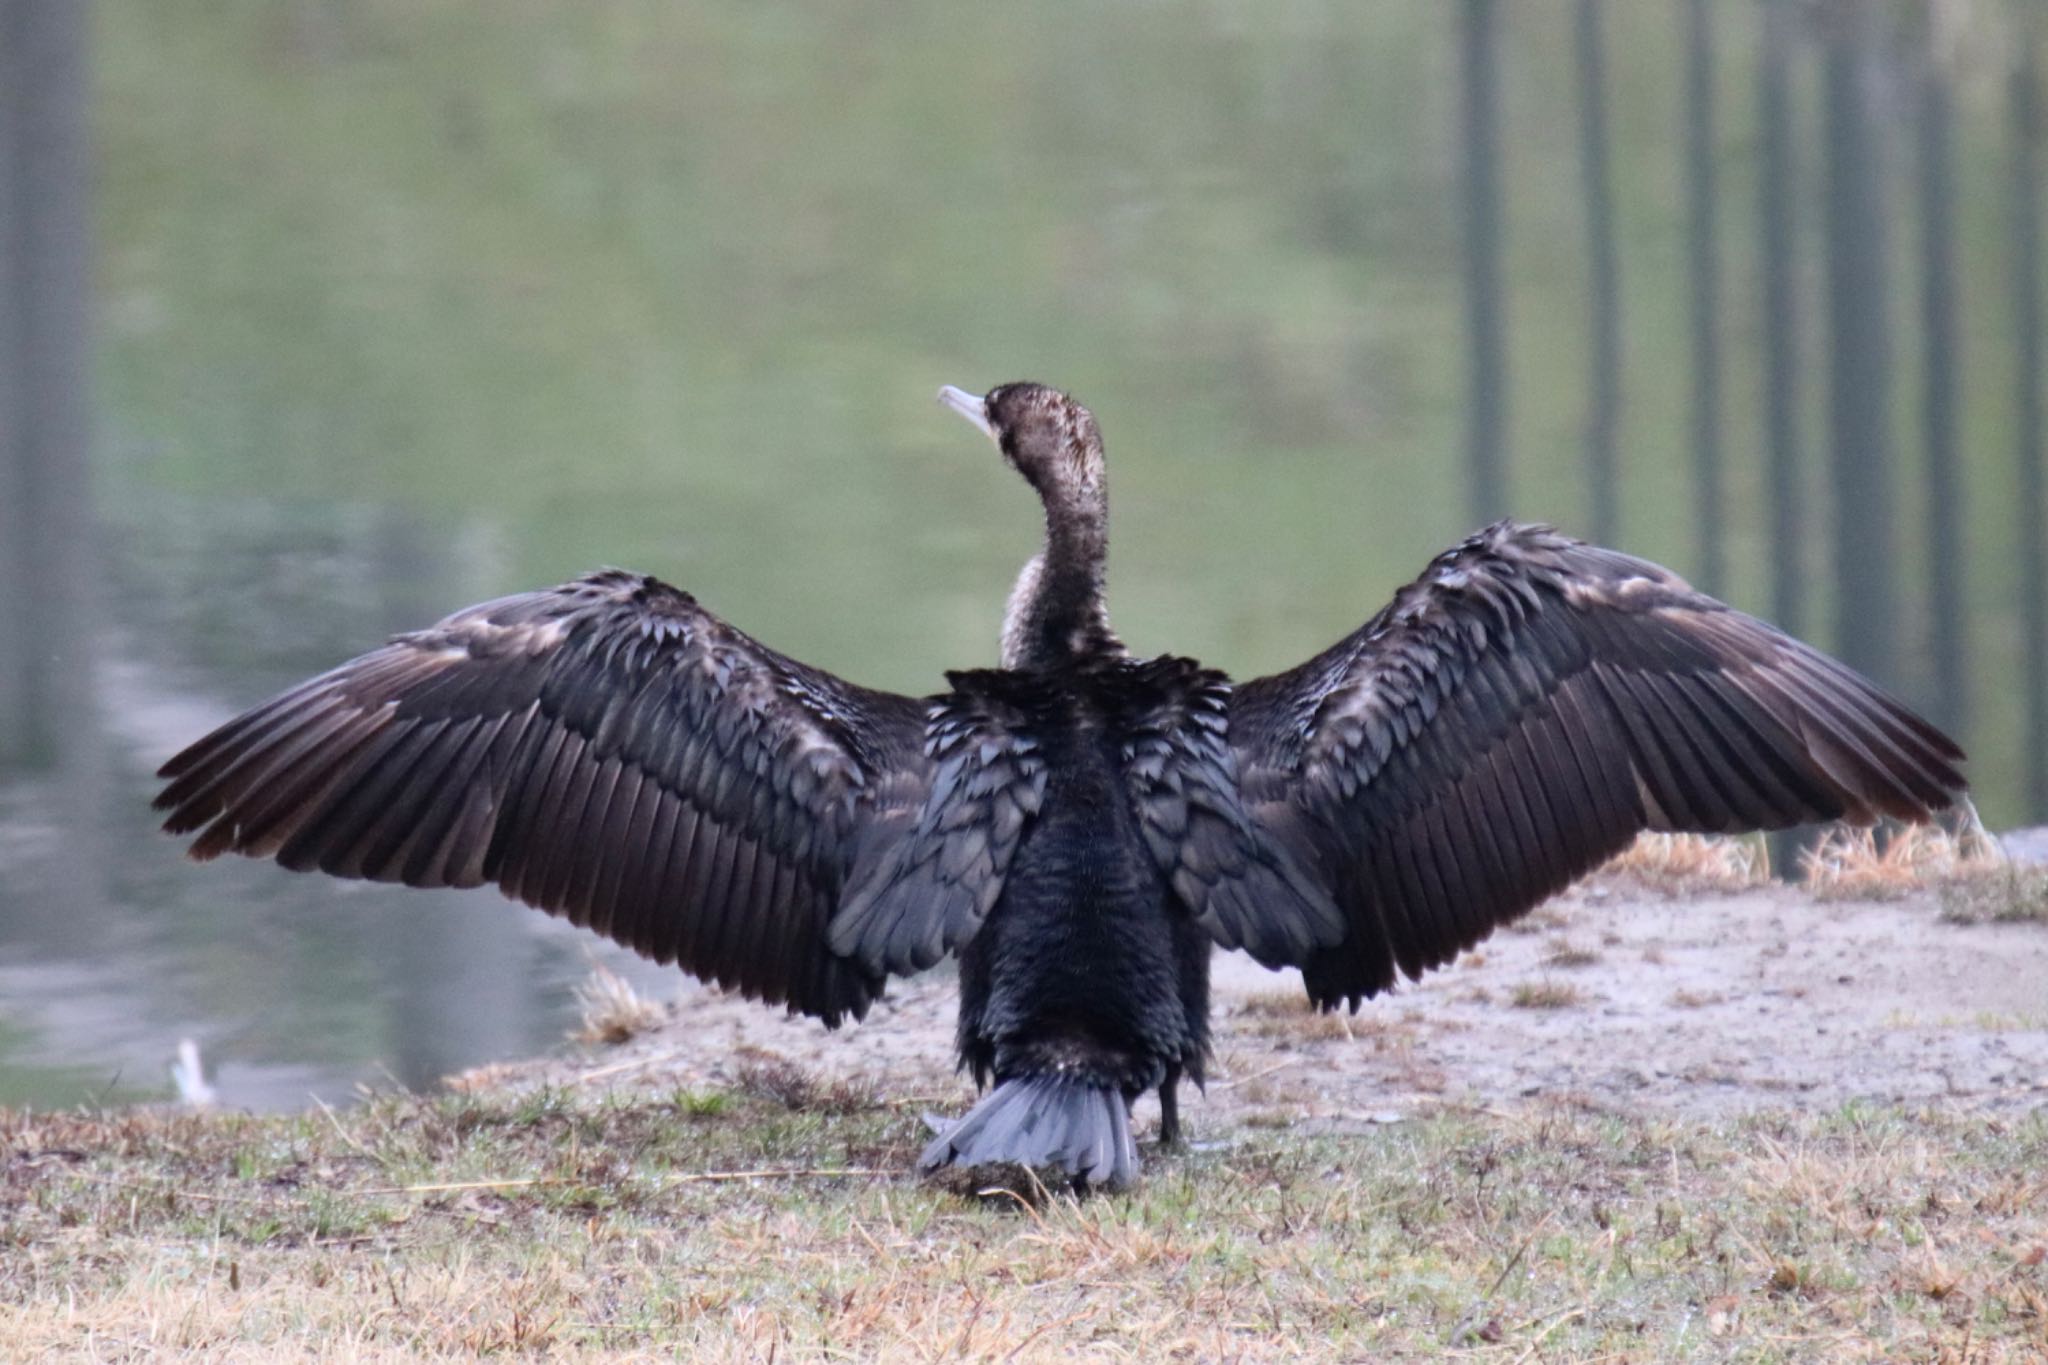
[1157,1064,1183,1148]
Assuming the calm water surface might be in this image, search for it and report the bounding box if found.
[1,2,2036,1107]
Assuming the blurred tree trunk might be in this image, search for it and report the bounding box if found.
[1683,0,1723,594]
[1916,15,1966,735]
[1460,0,1507,526]
[1576,0,1621,546]
[1822,3,1897,685]
[1758,0,1810,881]
[0,0,107,945]
[2013,40,2048,823]
[0,0,93,772]
[1758,0,1804,637]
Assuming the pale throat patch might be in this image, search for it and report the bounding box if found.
[999,554,1047,669]
[998,551,1120,669]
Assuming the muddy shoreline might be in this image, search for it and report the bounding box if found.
[457,879,2048,1139]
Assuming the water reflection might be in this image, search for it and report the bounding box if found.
[1,0,114,1103]
[2,492,682,1108]
[1,0,2042,1110]
[2014,43,2048,822]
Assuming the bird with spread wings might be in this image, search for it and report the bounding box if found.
[157,384,1965,1188]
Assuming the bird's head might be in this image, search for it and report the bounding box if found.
[938,382,1104,502]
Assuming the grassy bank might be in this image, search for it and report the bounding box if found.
[4,1076,2043,1361]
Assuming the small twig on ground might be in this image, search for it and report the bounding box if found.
[359,1177,549,1196]
[363,1167,890,1196]
[1507,1305,1588,1364]
[1212,1059,1299,1091]
[659,1166,890,1186]
[572,1048,688,1087]
[312,1095,371,1159]
[1487,1212,1557,1299]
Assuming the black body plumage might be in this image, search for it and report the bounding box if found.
[929,664,1219,1187]
[155,382,1969,1191]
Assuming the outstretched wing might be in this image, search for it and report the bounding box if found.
[1226,521,1968,1011]
[155,569,930,1025]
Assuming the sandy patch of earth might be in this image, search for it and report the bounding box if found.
[458,881,2048,1139]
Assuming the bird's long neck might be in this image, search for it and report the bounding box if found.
[1001,484,1120,671]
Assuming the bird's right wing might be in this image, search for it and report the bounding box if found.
[157,570,937,1025]
[1226,522,1968,1011]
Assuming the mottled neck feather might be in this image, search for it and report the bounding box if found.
[1000,481,1121,670]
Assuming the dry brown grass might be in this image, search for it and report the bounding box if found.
[1594,831,1770,895]
[1939,867,2048,925]
[3,1096,2042,1361]
[1509,979,1583,1010]
[730,1051,881,1115]
[569,963,668,1045]
[1543,938,1602,969]
[1233,989,1360,1041]
[1234,987,1320,1019]
[1935,840,2048,924]
[1802,821,2004,901]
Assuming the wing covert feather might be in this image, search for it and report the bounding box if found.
[1100,656,1341,967]
[828,671,1051,976]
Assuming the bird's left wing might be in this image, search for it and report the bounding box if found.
[1225,522,1968,1011]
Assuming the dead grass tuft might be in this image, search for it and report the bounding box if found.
[1510,979,1583,1010]
[1543,938,1602,969]
[1595,831,1770,895]
[1938,861,2048,925]
[1233,990,1357,1041]
[923,1161,1063,1211]
[1235,988,1313,1018]
[570,963,668,1045]
[731,1053,879,1115]
[1803,820,2005,901]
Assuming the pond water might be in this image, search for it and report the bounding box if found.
[1,1,2038,1108]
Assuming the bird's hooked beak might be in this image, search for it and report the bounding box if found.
[937,385,996,442]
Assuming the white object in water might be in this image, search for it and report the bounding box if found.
[171,1037,217,1109]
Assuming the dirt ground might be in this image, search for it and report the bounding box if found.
[460,876,2048,1142]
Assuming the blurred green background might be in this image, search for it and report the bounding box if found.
[1,0,2040,1107]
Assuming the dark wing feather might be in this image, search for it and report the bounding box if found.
[1227,521,1968,1010]
[828,670,1051,976]
[156,569,929,1025]
[1098,656,1342,967]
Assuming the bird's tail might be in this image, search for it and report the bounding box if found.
[919,1074,1137,1191]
